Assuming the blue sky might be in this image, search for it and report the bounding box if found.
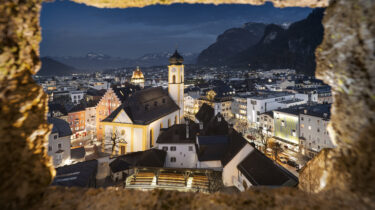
[40,1,312,58]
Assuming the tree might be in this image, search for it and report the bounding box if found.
[257,126,267,152]
[269,141,283,161]
[104,128,127,156]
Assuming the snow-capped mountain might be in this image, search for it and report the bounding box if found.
[52,51,197,71]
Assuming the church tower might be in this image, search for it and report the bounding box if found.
[168,50,184,123]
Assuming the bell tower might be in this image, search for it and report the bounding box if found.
[168,50,184,123]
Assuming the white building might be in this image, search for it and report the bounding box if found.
[70,90,85,104]
[47,117,72,167]
[233,91,308,128]
[89,81,109,90]
[299,104,334,158]
[157,123,198,168]
[184,94,199,120]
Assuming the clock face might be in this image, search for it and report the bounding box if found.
[171,68,176,72]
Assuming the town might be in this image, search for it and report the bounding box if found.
[34,50,333,192]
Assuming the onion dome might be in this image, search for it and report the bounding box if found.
[131,66,144,79]
[169,50,184,65]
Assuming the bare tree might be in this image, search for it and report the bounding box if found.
[269,141,283,161]
[257,126,267,152]
[105,128,127,156]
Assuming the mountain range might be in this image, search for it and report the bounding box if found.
[37,57,76,76]
[197,9,325,75]
[50,52,198,72]
[39,9,323,76]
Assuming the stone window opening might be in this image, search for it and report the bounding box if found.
[1,0,374,209]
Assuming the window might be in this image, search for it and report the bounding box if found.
[154,101,158,107]
[48,146,52,151]
[162,146,168,151]
[170,157,176,162]
[58,143,62,149]
[172,75,176,83]
[301,124,304,128]
[54,135,57,139]
[188,146,193,151]
[170,146,176,151]
[162,98,166,104]
[317,128,320,132]
[308,126,312,130]
[301,117,304,121]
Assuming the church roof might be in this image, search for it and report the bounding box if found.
[169,50,184,65]
[103,87,180,125]
[112,86,140,103]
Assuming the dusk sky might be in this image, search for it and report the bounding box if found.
[40,1,312,58]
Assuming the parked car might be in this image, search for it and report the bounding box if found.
[287,160,298,168]
[279,156,288,164]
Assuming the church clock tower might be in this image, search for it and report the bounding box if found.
[168,50,184,123]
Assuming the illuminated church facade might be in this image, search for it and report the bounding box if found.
[100,50,185,155]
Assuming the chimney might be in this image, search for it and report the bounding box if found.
[186,120,190,139]
[199,121,203,130]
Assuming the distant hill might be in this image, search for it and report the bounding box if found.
[52,52,198,71]
[37,57,75,76]
[197,22,266,65]
[197,9,324,76]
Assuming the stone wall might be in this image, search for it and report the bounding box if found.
[300,0,375,196]
[0,0,374,209]
[0,0,53,209]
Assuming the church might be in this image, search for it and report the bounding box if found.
[100,50,185,155]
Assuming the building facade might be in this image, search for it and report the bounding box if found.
[299,105,334,158]
[47,117,72,167]
[273,109,300,152]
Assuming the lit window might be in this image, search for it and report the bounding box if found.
[301,124,304,128]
